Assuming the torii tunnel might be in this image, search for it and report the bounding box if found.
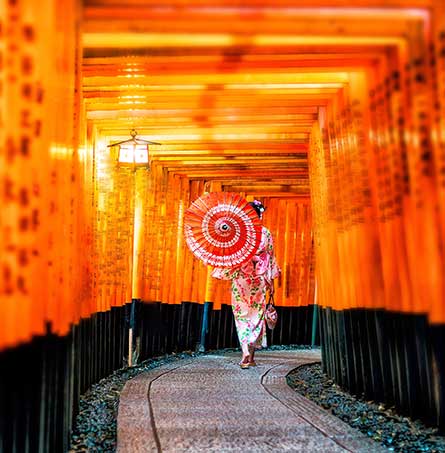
[1,0,445,451]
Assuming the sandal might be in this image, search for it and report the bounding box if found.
[247,344,256,366]
[239,355,250,369]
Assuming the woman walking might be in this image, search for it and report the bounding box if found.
[212,200,281,368]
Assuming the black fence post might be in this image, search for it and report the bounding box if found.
[127,298,140,366]
[198,302,212,352]
[311,304,318,347]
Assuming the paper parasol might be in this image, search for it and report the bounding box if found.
[184,192,262,268]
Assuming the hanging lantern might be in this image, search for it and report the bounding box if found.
[107,129,160,169]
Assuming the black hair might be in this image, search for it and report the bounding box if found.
[248,200,266,218]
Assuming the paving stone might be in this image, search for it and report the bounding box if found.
[118,350,386,452]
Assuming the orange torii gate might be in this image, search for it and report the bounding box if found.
[1,1,445,451]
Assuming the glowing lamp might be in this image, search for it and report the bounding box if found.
[107,129,160,169]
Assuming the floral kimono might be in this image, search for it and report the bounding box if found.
[211,226,281,356]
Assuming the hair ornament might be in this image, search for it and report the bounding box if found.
[252,199,266,213]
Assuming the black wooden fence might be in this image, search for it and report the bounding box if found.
[319,307,445,431]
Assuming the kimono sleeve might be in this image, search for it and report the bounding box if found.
[264,228,281,280]
[211,267,239,280]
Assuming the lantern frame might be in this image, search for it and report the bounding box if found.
[107,129,160,169]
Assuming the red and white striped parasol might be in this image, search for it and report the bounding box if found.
[184,192,262,268]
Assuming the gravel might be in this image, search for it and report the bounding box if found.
[287,362,445,453]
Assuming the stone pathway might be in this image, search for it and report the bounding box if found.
[117,350,387,452]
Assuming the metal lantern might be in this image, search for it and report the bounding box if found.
[107,129,160,169]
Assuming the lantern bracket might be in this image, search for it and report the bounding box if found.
[107,129,161,148]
